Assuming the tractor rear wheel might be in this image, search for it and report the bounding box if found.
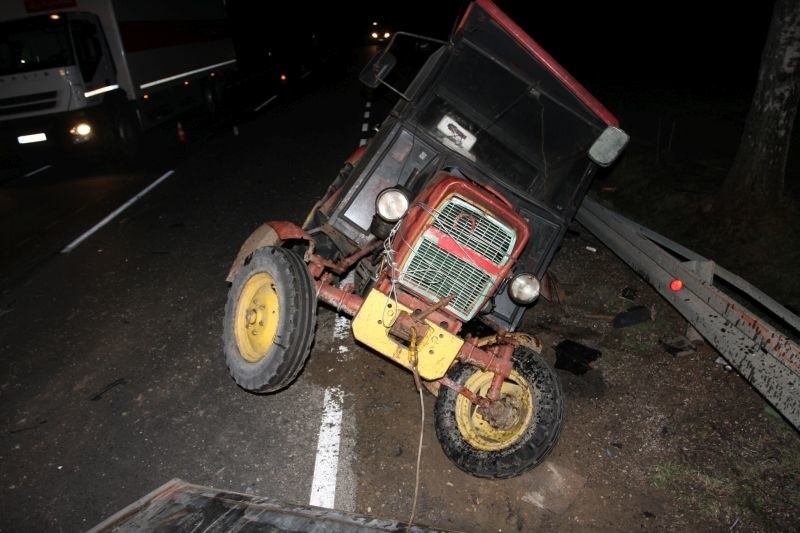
[223,246,316,393]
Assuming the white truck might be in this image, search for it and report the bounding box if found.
[0,0,236,159]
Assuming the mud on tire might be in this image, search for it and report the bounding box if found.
[223,246,316,393]
[434,347,564,478]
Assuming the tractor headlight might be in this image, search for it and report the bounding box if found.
[508,273,540,305]
[376,187,410,222]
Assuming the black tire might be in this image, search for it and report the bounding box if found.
[111,109,141,159]
[202,79,222,116]
[223,246,317,393]
[434,347,564,478]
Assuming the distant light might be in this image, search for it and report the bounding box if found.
[383,32,390,39]
[372,21,378,26]
[183,80,189,86]
[49,13,60,20]
[143,93,150,99]
[210,71,216,77]
[669,279,684,292]
[371,32,378,39]
[280,73,287,81]
[20,59,26,64]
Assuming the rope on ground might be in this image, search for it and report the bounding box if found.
[406,327,424,532]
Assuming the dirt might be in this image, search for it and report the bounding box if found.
[537,90,800,530]
[532,230,798,531]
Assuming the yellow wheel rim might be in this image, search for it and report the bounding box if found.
[455,369,533,451]
[234,272,280,362]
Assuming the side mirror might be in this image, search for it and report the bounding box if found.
[359,51,397,88]
[588,126,629,167]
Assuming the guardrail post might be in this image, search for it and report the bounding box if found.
[683,259,715,343]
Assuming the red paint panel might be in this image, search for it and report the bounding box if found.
[394,173,531,272]
[118,20,230,53]
[426,227,503,276]
[462,0,618,127]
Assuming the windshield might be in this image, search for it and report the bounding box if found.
[412,0,611,209]
[0,15,75,76]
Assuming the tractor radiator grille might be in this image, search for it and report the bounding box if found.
[399,196,515,321]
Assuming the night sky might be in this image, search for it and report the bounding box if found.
[226,0,775,95]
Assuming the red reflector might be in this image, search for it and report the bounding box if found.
[669,279,683,292]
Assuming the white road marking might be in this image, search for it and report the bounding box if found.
[301,70,312,80]
[61,170,175,253]
[254,94,278,112]
[333,315,351,341]
[361,123,369,132]
[309,387,344,508]
[334,314,353,361]
[333,271,355,359]
[363,111,370,119]
[23,165,52,178]
[365,101,372,108]
[359,139,367,147]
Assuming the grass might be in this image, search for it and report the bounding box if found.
[652,443,800,529]
[652,461,734,521]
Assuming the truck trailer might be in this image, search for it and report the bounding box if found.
[0,0,236,160]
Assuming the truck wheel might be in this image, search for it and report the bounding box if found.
[223,246,317,393]
[203,79,222,116]
[434,347,564,478]
[112,109,141,159]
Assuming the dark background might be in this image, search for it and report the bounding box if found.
[225,0,775,96]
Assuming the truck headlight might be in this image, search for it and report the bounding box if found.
[69,122,93,142]
[376,187,410,222]
[508,273,540,305]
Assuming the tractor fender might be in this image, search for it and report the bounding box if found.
[225,221,310,282]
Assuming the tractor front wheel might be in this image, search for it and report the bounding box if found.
[434,346,564,478]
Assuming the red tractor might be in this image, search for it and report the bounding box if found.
[223,0,627,478]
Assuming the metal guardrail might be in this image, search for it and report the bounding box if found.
[576,196,800,429]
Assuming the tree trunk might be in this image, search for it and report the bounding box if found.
[724,0,800,207]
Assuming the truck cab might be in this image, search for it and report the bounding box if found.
[0,0,236,161]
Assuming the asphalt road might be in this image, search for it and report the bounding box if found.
[0,59,373,527]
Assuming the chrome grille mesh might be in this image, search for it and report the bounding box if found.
[432,198,514,263]
[399,196,516,320]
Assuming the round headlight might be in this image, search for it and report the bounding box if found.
[70,122,92,137]
[508,273,540,305]
[376,188,410,222]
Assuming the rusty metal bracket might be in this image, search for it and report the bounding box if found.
[439,376,491,408]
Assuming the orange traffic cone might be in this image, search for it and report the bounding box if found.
[176,121,187,143]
